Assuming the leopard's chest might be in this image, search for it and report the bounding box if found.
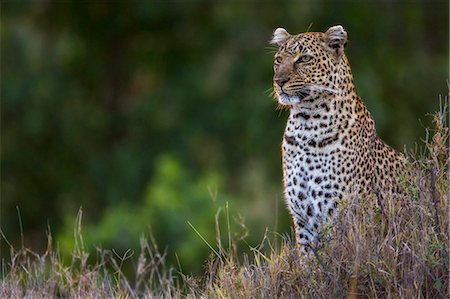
[281,112,358,221]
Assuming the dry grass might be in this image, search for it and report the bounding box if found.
[1,106,449,298]
[1,212,184,298]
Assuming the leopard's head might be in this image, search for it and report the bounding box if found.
[271,25,351,106]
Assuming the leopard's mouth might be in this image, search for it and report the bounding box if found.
[277,89,310,106]
[276,83,341,106]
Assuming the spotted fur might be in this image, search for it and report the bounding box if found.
[271,25,406,250]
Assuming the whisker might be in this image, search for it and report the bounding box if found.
[265,45,278,50]
[265,87,275,95]
[304,84,341,94]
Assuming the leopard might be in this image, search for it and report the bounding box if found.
[271,25,406,251]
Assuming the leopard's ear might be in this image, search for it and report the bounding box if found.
[324,25,347,57]
[271,28,290,46]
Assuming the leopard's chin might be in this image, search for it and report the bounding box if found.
[277,91,309,106]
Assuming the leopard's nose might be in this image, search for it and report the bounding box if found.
[275,78,289,87]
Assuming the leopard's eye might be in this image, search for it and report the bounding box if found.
[275,56,283,64]
[297,55,313,64]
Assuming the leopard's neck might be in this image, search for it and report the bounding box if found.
[285,91,375,151]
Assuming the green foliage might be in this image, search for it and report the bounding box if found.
[59,155,235,273]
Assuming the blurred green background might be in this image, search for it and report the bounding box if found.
[1,1,448,274]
